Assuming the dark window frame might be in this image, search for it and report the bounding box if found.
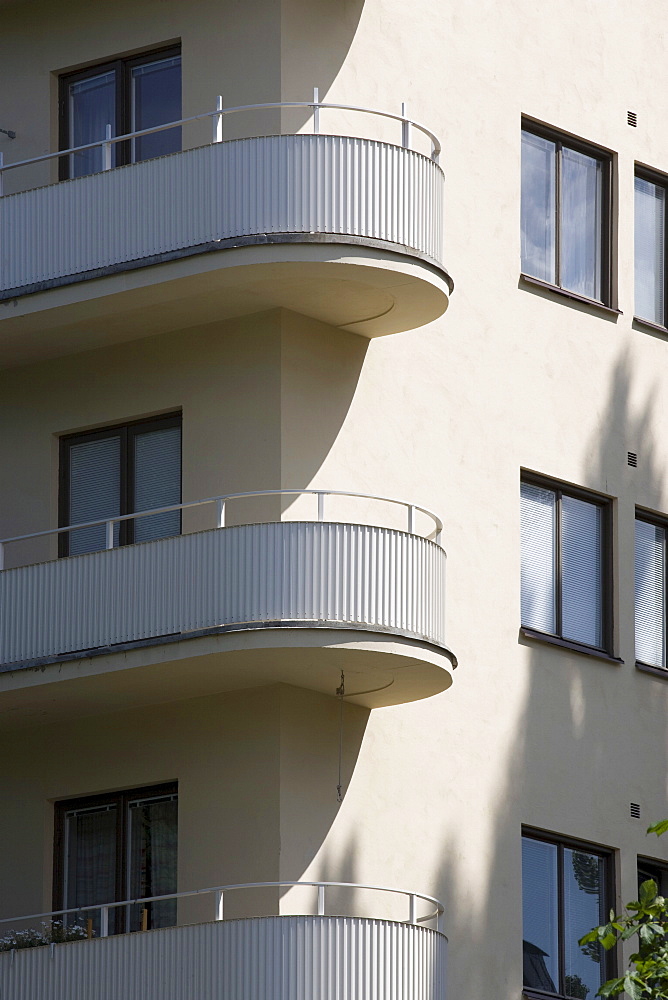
[634,165,668,330]
[638,856,668,896]
[634,508,668,670]
[58,411,182,556]
[521,473,613,655]
[53,781,178,934]
[521,119,614,307]
[58,44,181,180]
[522,828,616,1000]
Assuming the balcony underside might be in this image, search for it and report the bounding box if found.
[0,626,455,729]
[0,241,451,368]
[0,916,447,1000]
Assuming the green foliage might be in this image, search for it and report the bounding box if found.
[579,823,668,1000]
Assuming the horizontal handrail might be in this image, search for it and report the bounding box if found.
[0,879,445,937]
[0,488,443,570]
[0,90,441,189]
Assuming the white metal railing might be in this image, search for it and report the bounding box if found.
[0,489,443,571]
[0,89,441,195]
[0,880,445,939]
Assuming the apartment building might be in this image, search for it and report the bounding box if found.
[0,0,667,997]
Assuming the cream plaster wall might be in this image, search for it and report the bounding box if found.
[2,2,668,1000]
[0,0,282,195]
[0,311,283,567]
[0,686,282,924]
[0,685,369,926]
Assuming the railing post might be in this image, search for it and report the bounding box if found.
[317,492,325,522]
[0,541,4,571]
[102,124,112,171]
[401,102,410,149]
[435,527,442,547]
[407,504,415,534]
[313,87,320,135]
[100,906,109,938]
[436,909,443,934]
[213,96,223,143]
[215,890,224,921]
[216,499,226,529]
[105,520,115,550]
[408,893,417,925]
[0,152,3,198]
[317,884,325,916]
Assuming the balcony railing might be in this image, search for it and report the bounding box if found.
[0,489,451,669]
[0,93,446,296]
[0,881,447,1000]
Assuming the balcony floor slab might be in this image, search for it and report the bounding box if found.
[0,625,455,730]
[0,242,451,368]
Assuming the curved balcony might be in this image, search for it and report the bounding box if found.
[0,490,456,723]
[0,98,452,364]
[0,881,447,1000]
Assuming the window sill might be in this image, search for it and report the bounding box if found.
[519,274,621,318]
[523,991,574,1000]
[633,316,668,337]
[520,627,623,665]
[636,660,668,679]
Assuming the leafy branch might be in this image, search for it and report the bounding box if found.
[579,822,668,1000]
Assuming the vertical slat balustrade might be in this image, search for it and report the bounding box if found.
[0,522,447,665]
[0,136,444,293]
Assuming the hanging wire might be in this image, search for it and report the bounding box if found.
[336,670,345,802]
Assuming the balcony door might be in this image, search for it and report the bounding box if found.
[59,47,181,178]
[54,785,178,936]
[59,413,182,556]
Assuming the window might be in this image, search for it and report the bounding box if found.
[635,171,667,327]
[634,514,667,668]
[521,124,611,304]
[59,47,181,179]
[54,784,178,935]
[522,832,614,999]
[520,478,611,652]
[638,858,667,896]
[59,413,181,556]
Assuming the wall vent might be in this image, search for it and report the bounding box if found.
[628,451,638,467]
[628,111,638,127]
[631,802,641,819]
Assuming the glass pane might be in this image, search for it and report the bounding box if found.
[561,147,603,300]
[131,56,181,162]
[561,495,603,647]
[564,849,606,999]
[635,519,666,667]
[521,131,556,283]
[133,425,181,542]
[64,805,118,936]
[638,863,662,898]
[522,837,559,993]
[68,71,116,177]
[68,436,121,554]
[521,482,557,633]
[635,176,665,325]
[127,795,177,930]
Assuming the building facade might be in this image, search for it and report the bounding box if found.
[0,0,667,997]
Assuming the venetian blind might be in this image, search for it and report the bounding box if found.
[561,494,603,648]
[520,482,557,634]
[634,518,666,668]
[133,425,181,543]
[521,837,559,993]
[635,176,665,326]
[68,435,121,554]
